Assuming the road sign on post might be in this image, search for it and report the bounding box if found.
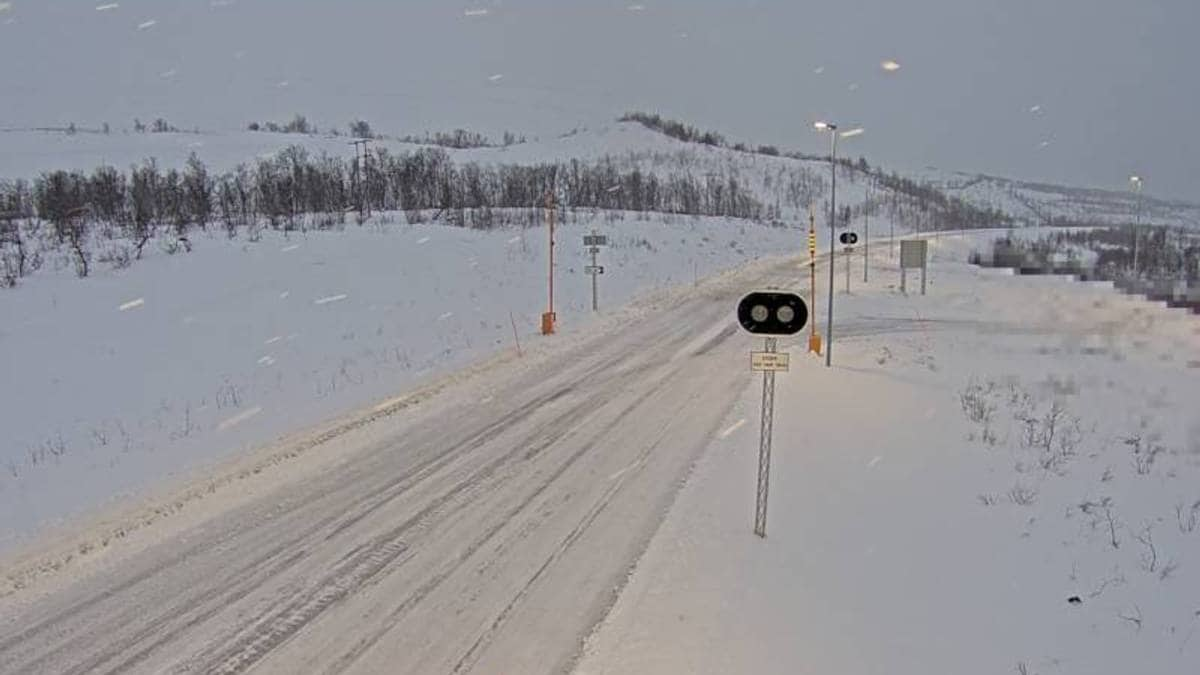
[900,239,929,295]
[736,291,808,538]
[584,230,607,311]
[751,351,790,372]
[840,232,858,294]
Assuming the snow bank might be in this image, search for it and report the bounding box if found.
[577,237,1200,674]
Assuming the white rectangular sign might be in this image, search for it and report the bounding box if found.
[585,265,605,275]
[750,352,790,372]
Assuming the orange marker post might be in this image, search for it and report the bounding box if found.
[541,192,556,335]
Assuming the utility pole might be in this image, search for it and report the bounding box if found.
[814,122,862,367]
[864,181,870,284]
[826,129,838,367]
[1131,175,1144,276]
[891,188,897,259]
[350,139,371,220]
[541,192,556,335]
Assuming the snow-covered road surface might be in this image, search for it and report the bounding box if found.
[0,254,805,674]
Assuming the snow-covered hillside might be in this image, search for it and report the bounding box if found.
[5,122,1196,235]
[0,213,802,550]
[578,235,1200,675]
[915,168,1200,230]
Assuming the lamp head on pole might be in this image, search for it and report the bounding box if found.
[814,121,837,132]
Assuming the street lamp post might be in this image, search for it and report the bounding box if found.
[1130,175,1143,276]
[814,122,862,368]
[815,122,838,368]
[864,180,870,284]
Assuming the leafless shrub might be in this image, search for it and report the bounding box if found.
[97,243,132,270]
[1134,524,1158,573]
[1080,498,1123,549]
[1088,570,1126,599]
[1105,506,1120,549]
[91,426,109,448]
[1117,604,1143,631]
[216,381,242,409]
[960,378,999,444]
[1159,561,1179,581]
[1125,434,1167,475]
[1009,483,1038,506]
[978,493,1000,506]
[1176,500,1200,534]
[169,404,199,441]
[160,237,183,255]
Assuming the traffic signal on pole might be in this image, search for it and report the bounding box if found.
[737,292,809,335]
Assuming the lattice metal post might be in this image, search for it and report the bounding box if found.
[754,337,777,538]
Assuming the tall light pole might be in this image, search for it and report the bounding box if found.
[814,122,863,368]
[864,179,871,284]
[1130,175,1143,276]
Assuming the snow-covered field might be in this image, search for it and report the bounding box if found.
[0,212,800,550]
[577,236,1200,674]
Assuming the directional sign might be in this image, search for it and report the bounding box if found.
[737,292,809,335]
[751,351,790,372]
[583,235,608,247]
[839,231,859,246]
[585,265,605,275]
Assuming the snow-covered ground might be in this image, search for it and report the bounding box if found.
[577,236,1200,674]
[0,213,801,550]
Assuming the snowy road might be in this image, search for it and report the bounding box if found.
[0,256,805,674]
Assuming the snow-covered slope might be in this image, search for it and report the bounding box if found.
[0,213,802,550]
[5,122,1196,232]
[915,168,1200,230]
[578,235,1200,675]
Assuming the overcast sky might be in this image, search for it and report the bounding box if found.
[1,0,1195,200]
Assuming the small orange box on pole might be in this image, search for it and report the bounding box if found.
[541,311,556,335]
